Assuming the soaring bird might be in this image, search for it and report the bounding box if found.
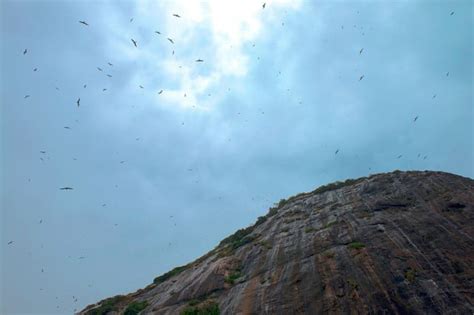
[23,49,28,55]
[106,74,112,78]
[450,11,454,15]
[413,116,418,122]
[83,84,87,88]
[195,59,203,62]
[432,94,436,98]
[108,62,113,66]
[24,95,30,98]
[76,98,80,107]
[64,126,71,129]
[79,21,89,26]
[40,151,46,154]
[155,31,161,34]
[130,18,134,22]
[139,85,144,89]
[359,75,364,81]
[397,155,402,159]
[102,88,107,91]
[335,149,339,155]
[167,38,174,44]
[263,3,266,9]
[60,187,73,190]
[359,48,364,54]
[97,67,103,71]
[446,72,449,77]
[7,241,13,245]
[158,90,163,94]
[173,13,181,18]
[131,38,137,47]
[33,68,38,71]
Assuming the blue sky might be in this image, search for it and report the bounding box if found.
[1,0,472,314]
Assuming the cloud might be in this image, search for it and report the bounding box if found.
[101,0,302,110]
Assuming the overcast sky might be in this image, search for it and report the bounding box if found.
[1,0,472,314]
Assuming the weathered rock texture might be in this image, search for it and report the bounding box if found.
[80,170,474,315]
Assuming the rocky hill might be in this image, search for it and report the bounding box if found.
[79,170,474,314]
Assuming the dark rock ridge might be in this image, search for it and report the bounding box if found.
[79,170,474,314]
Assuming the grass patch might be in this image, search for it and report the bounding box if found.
[313,178,363,195]
[181,300,220,315]
[124,301,148,315]
[348,242,365,250]
[323,221,337,229]
[304,227,317,233]
[154,265,187,284]
[405,268,416,283]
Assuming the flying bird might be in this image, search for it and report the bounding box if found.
[195,59,204,62]
[359,48,364,54]
[33,68,38,71]
[397,155,403,159]
[7,241,13,245]
[359,75,364,81]
[64,126,71,129]
[173,13,181,18]
[83,84,87,88]
[450,11,455,15]
[167,38,174,44]
[40,151,46,154]
[39,219,43,224]
[139,85,144,89]
[130,18,134,22]
[432,94,436,98]
[446,72,449,77]
[60,187,73,190]
[76,98,80,107]
[79,21,89,26]
[24,95,30,98]
[335,149,339,155]
[97,67,103,72]
[413,116,418,122]
[108,62,113,66]
[23,49,28,55]
[263,3,266,9]
[155,31,161,34]
[78,256,85,259]
[158,90,163,94]
[106,74,112,78]
[131,38,137,47]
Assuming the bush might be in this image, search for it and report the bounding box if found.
[181,301,220,315]
[348,242,365,250]
[124,301,148,315]
[224,270,242,285]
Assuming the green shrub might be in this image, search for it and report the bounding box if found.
[154,265,187,284]
[224,270,242,285]
[348,242,365,250]
[181,301,220,315]
[124,301,148,315]
[85,295,124,315]
[304,227,316,233]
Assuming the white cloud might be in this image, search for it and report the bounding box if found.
[102,0,302,110]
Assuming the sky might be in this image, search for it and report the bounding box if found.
[1,0,472,314]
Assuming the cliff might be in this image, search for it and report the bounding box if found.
[79,170,474,314]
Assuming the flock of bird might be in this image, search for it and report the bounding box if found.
[7,3,457,313]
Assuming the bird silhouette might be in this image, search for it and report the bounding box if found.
[195,59,204,62]
[263,3,266,9]
[24,95,30,99]
[23,49,28,55]
[131,39,137,47]
[155,31,161,34]
[108,62,113,66]
[173,14,181,18]
[103,88,107,91]
[97,67,103,72]
[130,18,134,22]
[359,75,364,81]
[450,11,455,15]
[413,116,418,122]
[60,187,73,190]
[446,72,449,77]
[64,126,71,129]
[106,74,112,78]
[79,21,89,26]
[83,84,87,88]
[335,149,339,155]
[158,90,163,94]
[397,155,402,159]
[40,151,46,154]
[167,38,174,44]
[33,68,38,71]
[76,98,80,107]
[359,48,364,54]
[7,241,13,245]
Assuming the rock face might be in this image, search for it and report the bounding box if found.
[80,170,474,315]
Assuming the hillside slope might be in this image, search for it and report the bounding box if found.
[79,170,474,314]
